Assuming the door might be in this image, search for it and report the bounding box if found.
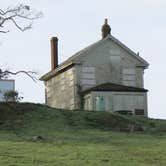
[95,96,105,111]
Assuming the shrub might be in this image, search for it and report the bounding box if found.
[3,90,23,102]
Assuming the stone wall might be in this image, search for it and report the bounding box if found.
[45,67,75,109]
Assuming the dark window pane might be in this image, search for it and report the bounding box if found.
[135,109,144,115]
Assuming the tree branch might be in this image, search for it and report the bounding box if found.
[0,69,38,82]
[10,17,32,31]
[0,4,43,33]
[0,30,9,33]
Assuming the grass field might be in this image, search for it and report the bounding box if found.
[0,103,166,166]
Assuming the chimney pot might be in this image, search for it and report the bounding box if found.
[101,18,111,39]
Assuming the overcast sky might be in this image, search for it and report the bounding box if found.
[1,0,166,119]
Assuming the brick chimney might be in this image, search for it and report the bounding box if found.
[101,18,111,39]
[51,37,58,70]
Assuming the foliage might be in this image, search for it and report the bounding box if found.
[3,90,23,102]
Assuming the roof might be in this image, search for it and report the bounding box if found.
[82,83,148,94]
[40,62,75,81]
[40,34,149,81]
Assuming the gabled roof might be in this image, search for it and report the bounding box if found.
[109,35,149,66]
[40,35,149,81]
[82,83,148,94]
[63,35,149,66]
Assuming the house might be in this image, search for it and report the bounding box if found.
[0,79,15,101]
[40,19,149,116]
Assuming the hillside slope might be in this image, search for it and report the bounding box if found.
[0,102,166,166]
[0,103,166,132]
[0,102,166,135]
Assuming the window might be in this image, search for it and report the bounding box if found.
[135,109,144,115]
[81,67,96,86]
[95,96,105,111]
[123,68,136,86]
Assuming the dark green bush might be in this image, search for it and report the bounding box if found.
[3,90,23,102]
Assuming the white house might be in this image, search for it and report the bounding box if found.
[0,80,15,101]
[41,19,149,116]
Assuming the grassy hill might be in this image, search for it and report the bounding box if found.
[0,102,166,166]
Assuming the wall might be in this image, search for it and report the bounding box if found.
[45,38,147,110]
[45,67,76,109]
[83,93,93,110]
[90,91,148,116]
[75,39,145,91]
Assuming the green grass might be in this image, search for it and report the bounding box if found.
[0,102,166,166]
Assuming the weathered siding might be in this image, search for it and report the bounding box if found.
[43,37,148,113]
[85,91,148,116]
[75,39,145,90]
[83,93,93,110]
[45,67,76,109]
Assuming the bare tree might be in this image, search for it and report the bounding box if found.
[0,4,42,81]
[0,4,43,33]
[0,68,38,82]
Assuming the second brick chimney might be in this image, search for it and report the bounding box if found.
[51,37,58,70]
